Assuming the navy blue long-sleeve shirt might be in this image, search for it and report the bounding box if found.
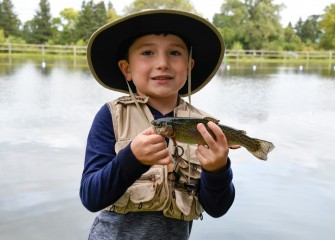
[80,104,235,217]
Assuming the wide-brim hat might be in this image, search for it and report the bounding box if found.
[87,9,225,96]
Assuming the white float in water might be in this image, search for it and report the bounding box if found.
[252,65,257,71]
[226,65,231,71]
[41,61,46,68]
[299,65,303,71]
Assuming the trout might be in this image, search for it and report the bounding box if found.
[151,117,275,161]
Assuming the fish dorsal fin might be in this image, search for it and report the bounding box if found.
[240,130,247,135]
[204,117,220,124]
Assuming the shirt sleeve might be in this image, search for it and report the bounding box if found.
[79,104,150,212]
[198,158,235,218]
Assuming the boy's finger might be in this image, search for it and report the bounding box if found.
[197,122,226,147]
[206,121,226,143]
[142,126,157,135]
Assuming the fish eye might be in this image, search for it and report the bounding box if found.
[157,121,167,127]
[153,121,162,127]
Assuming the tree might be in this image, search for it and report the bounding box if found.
[0,0,20,37]
[22,20,36,43]
[22,0,53,44]
[294,18,303,39]
[283,22,302,51]
[306,15,322,43]
[244,0,284,49]
[295,15,321,44]
[123,0,200,15]
[75,0,108,43]
[319,4,335,49]
[0,29,5,43]
[213,0,284,50]
[107,1,118,22]
[213,0,247,49]
[56,8,79,44]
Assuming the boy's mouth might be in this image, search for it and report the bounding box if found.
[152,75,173,80]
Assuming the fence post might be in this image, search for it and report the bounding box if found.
[283,51,286,61]
[8,43,12,56]
[306,51,310,65]
[73,46,77,66]
[42,44,45,56]
[329,51,333,70]
[73,46,76,58]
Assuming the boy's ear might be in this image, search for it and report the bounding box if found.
[190,59,195,70]
[118,60,131,80]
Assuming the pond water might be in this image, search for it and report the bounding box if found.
[0,57,335,240]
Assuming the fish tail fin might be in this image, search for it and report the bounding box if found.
[248,139,275,161]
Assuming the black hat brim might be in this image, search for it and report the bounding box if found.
[87,9,225,96]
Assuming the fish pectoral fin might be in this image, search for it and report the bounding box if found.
[204,117,220,124]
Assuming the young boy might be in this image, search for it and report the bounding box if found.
[80,9,235,240]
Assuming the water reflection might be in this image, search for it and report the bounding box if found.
[0,57,335,240]
[0,55,89,76]
[218,61,335,78]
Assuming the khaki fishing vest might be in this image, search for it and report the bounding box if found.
[105,95,213,221]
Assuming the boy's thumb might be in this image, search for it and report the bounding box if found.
[142,126,157,135]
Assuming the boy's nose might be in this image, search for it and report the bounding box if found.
[156,54,169,69]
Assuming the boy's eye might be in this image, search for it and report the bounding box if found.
[170,50,181,56]
[142,50,154,56]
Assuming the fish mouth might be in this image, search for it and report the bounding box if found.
[157,126,167,135]
[156,125,174,138]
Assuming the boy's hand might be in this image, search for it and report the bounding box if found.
[196,122,229,172]
[131,127,172,166]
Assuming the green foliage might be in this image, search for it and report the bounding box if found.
[123,0,200,15]
[22,0,53,44]
[55,8,79,44]
[232,41,243,50]
[75,0,108,43]
[0,28,25,43]
[4,35,26,43]
[0,0,20,37]
[0,29,5,43]
[75,38,86,46]
[262,40,283,51]
[21,20,36,44]
[283,23,302,51]
[217,27,236,49]
[1,0,334,51]
[319,4,335,49]
[107,1,119,22]
[295,15,322,44]
[214,0,284,50]
[214,0,247,28]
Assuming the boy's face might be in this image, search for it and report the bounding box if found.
[118,34,193,99]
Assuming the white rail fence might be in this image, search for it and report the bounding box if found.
[0,43,86,57]
[0,43,334,63]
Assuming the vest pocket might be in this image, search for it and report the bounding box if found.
[129,166,168,211]
[163,187,203,221]
[111,166,168,213]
